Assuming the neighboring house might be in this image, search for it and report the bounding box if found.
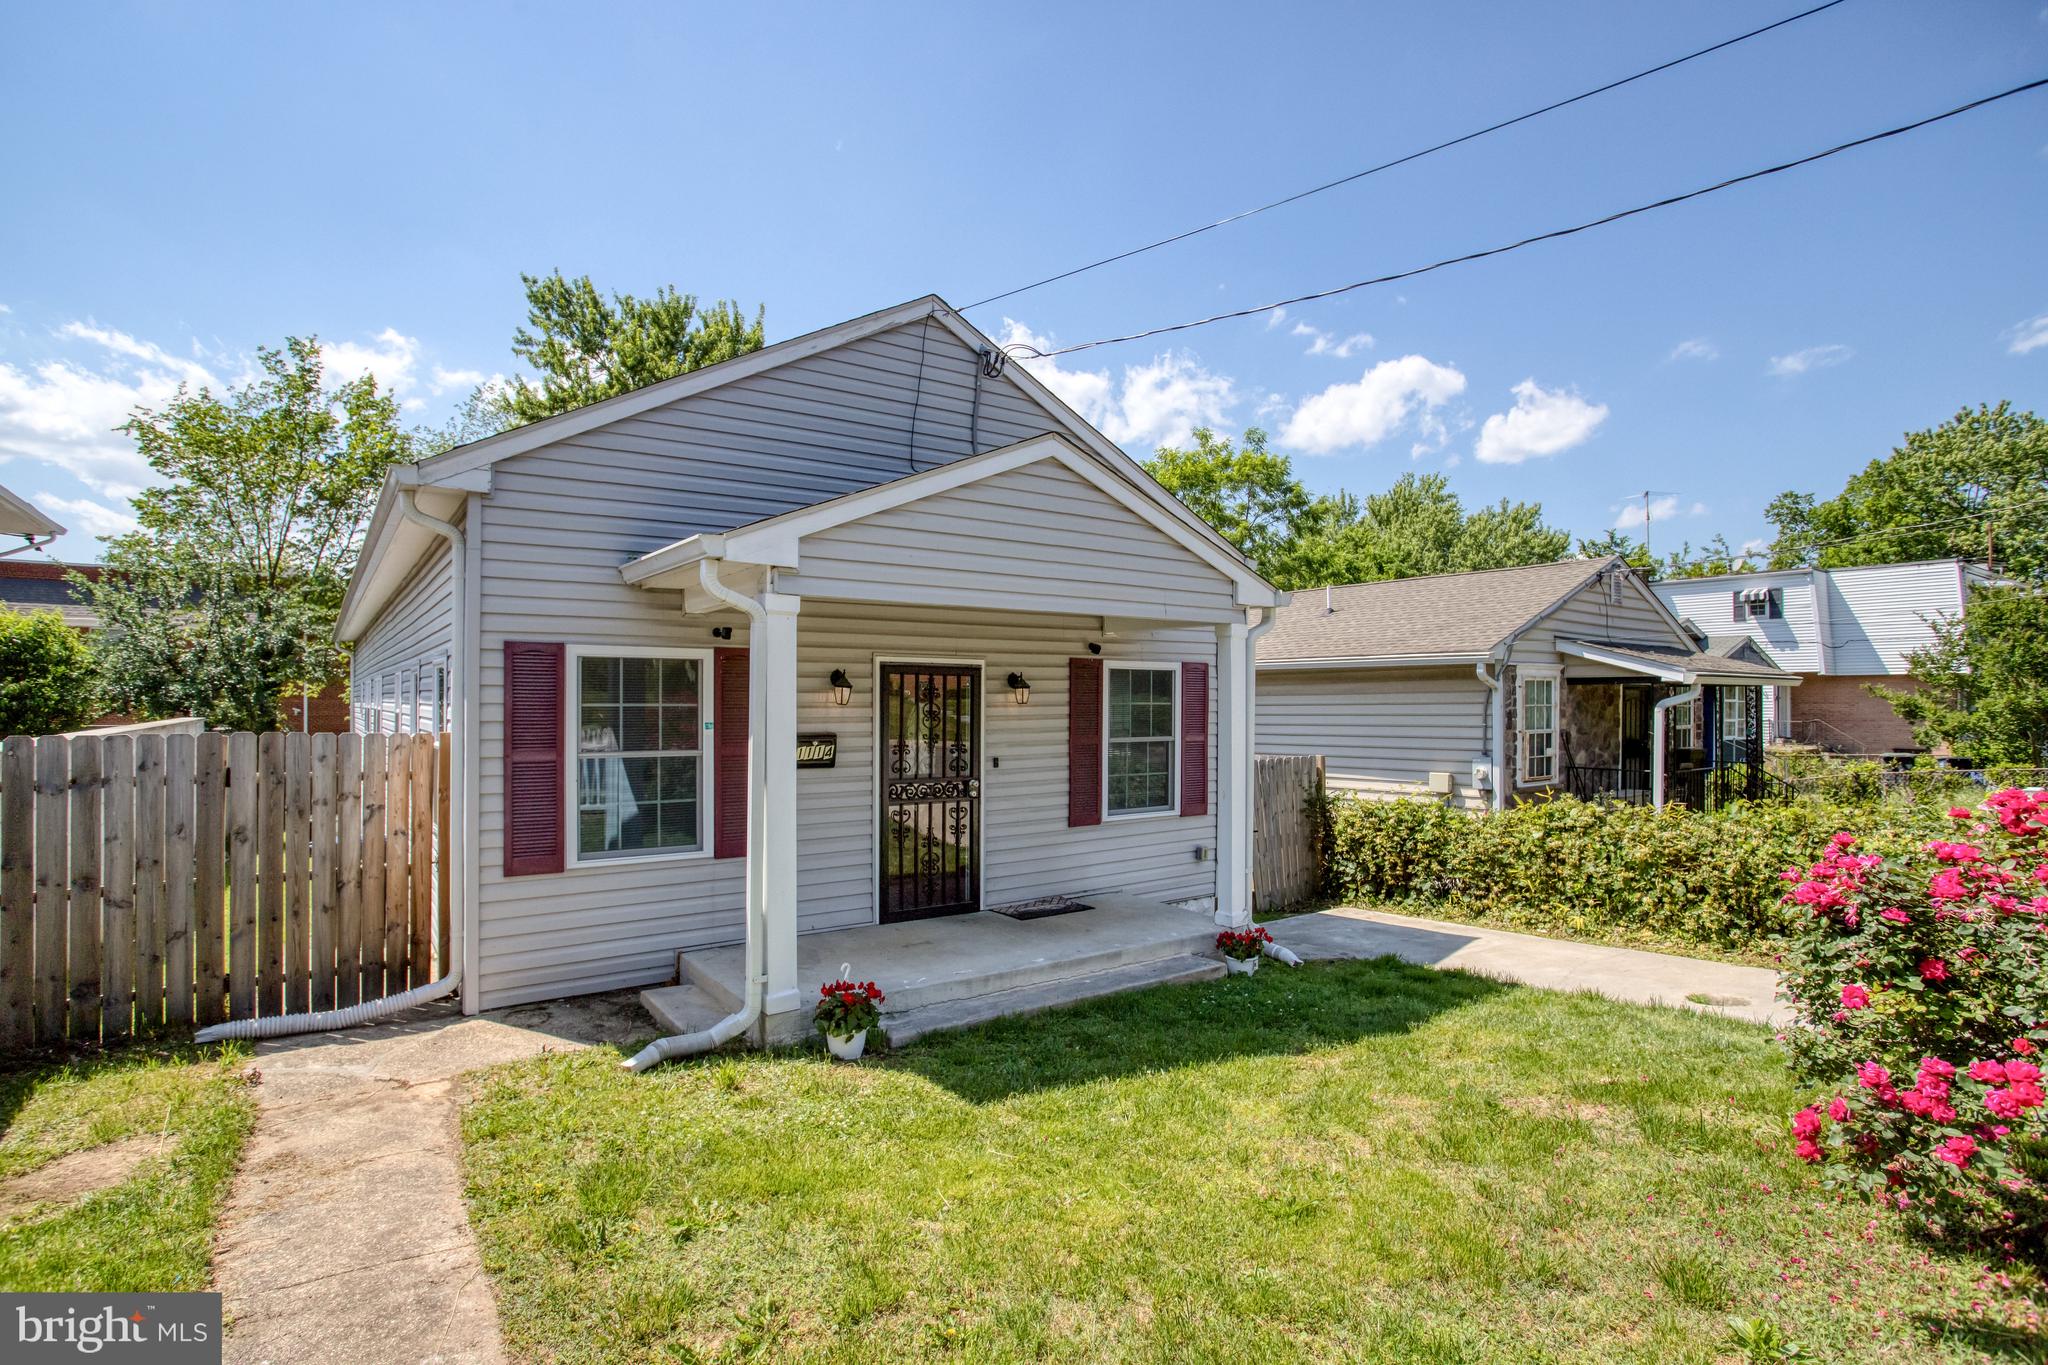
[336,295,1285,1028]
[1255,557,1798,812]
[1653,560,1992,756]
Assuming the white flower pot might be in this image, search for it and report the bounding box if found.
[1223,954,1261,976]
[825,1029,868,1061]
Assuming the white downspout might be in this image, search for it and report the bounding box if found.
[198,489,467,1043]
[1651,685,1701,812]
[625,556,766,1070]
[0,535,56,561]
[1476,657,1506,812]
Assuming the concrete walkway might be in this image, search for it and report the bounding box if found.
[1273,906,1788,1027]
[213,993,646,1365]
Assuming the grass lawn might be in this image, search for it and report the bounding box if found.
[462,959,2042,1363]
[0,1041,256,1291]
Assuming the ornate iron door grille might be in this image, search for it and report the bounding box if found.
[879,663,981,922]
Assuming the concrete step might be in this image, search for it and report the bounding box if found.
[638,981,736,1038]
[880,952,1225,1047]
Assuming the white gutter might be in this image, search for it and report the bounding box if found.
[198,490,468,1042]
[1651,685,1701,812]
[625,555,767,1071]
[0,535,56,561]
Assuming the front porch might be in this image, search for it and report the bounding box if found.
[643,895,1226,1045]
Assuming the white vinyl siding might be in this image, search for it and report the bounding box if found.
[783,459,1239,623]
[1255,667,1490,812]
[349,530,455,735]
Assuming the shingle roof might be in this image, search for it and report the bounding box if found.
[1703,634,1783,669]
[1255,557,1613,663]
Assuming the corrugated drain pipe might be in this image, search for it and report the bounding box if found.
[197,490,466,1043]
[624,556,768,1071]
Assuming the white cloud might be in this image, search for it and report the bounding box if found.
[1612,495,1708,531]
[0,303,11,314]
[321,327,420,395]
[1265,307,1288,329]
[430,365,487,394]
[1473,379,1608,465]
[2004,313,2048,356]
[1767,344,1853,377]
[1291,321,1374,359]
[1740,537,1770,556]
[1278,355,1467,454]
[0,331,208,498]
[33,491,138,541]
[1000,319,1235,449]
[1668,337,1718,362]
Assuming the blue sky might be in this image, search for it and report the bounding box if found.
[2,0,2045,563]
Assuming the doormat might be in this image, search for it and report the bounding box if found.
[988,896,1094,921]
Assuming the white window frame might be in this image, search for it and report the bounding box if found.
[1103,660,1180,820]
[1719,689,1750,765]
[1668,696,1698,751]
[565,643,716,869]
[1517,669,1559,787]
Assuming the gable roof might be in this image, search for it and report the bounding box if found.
[1256,558,1615,665]
[621,433,1282,606]
[341,295,1257,640]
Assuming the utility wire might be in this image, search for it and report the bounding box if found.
[1003,76,2048,359]
[962,0,1856,311]
[1654,493,2048,574]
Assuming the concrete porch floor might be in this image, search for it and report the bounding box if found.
[642,894,1224,1044]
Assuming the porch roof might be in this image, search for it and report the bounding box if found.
[617,432,1285,611]
[1556,638,1801,686]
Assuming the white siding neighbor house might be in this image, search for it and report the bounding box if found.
[1255,558,1797,812]
[1652,560,1992,755]
[336,296,1284,1040]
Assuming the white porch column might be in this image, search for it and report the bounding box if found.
[1214,620,1252,928]
[756,590,803,1034]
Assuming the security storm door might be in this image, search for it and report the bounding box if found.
[879,663,982,923]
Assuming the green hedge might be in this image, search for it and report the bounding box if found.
[1320,793,1956,954]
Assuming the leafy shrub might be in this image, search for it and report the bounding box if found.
[1319,792,1951,953]
[1779,789,2048,1247]
[0,609,99,736]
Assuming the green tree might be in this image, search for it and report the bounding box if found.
[1765,402,2047,578]
[81,338,411,730]
[497,271,766,424]
[1143,428,1312,577]
[1574,530,1656,575]
[1661,534,1763,579]
[1880,584,2048,765]
[0,610,99,735]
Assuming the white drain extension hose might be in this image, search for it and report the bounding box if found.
[1262,941,1303,968]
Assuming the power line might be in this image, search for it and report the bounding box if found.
[961,0,1857,312]
[1655,493,2048,573]
[1003,76,2048,360]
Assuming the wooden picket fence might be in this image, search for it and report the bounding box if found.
[0,731,450,1050]
[1253,753,1326,913]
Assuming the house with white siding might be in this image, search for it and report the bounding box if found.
[1255,558,1797,812]
[1652,560,1992,756]
[334,296,1284,1044]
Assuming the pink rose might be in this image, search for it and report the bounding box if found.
[1792,1106,1826,1140]
[2004,1060,2041,1085]
[1840,984,1870,1010]
[1935,1135,1977,1168]
[1795,1137,1823,1163]
[1969,1060,2009,1085]
[1827,1096,1849,1122]
[1856,1061,1892,1091]
[1879,908,1911,925]
[1929,869,1970,902]
[1920,958,1950,983]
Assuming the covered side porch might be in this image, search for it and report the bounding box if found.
[1553,639,1800,810]
[617,434,1284,1045]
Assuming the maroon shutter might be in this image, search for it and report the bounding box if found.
[1067,657,1102,828]
[713,648,749,859]
[504,641,565,876]
[1179,661,1209,817]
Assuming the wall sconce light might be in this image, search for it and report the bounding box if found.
[710,626,733,641]
[828,668,853,706]
[1006,671,1031,705]
[1086,642,1102,655]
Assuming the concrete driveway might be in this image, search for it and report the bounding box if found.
[1270,906,1789,1027]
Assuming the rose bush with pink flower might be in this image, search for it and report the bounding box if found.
[1782,787,2048,1244]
